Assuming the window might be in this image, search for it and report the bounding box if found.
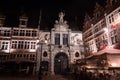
[4,30,10,36]
[115,35,118,43]
[1,42,9,50]
[26,30,31,36]
[32,30,37,37]
[20,30,24,36]
[75,52,79,57]
[95,28,98,32]
[12,41,17,49]
[0,41,1,49]
[0,30,4,36]
[43,51,48,57]
[111,14,114,22]
[21,21,26,25]
[24,41,30,49]
[18,41,24,49]
[30,42,36,49]
[55,33,60,45]
[109,16,112,23]
[0,20,3,24]
[13,30,19,36]
[111,37,114,44]
[63,34,68,45]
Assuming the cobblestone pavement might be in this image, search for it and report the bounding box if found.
[0,74,74,80]
[42,74,74,80]
[0,76,37,80]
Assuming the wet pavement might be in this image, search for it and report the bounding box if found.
[0,74,74,80]
[0,76,37,80]
[42,74,73,80]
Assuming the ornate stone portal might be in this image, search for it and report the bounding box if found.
[37,12,83,75]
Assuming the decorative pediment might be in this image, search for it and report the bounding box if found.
[93,2,104,19]
[20,13,28,19]
[105,0,119,12]
[105,0,113,12]
[54,12,69,31]
[0,12,5,27]
[83,13,91,32]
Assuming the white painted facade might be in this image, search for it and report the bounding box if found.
[83,1,120,56]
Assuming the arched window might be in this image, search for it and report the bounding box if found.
[75,52,79,57]
[43,51,48,57]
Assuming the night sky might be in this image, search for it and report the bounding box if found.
[0,0,106,31]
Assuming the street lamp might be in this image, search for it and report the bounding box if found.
[37,40,47,74]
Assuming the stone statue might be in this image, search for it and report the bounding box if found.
[59,12,65,23]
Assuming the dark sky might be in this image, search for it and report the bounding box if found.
[0,0,106,31]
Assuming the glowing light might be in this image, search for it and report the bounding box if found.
[58,59,61,62]
[3,50,10,53]
[103,45,108,49]
[44,40,48,44]
[111,63,117,67]
[29,49,36,52]
[103,28,108,33]
[86,65,91,68]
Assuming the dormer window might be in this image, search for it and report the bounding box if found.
[21,21,26,25]
[19,14,28,27]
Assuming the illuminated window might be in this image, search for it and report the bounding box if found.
[1,42,9,50]
[63,34,68,45]
[55,33,60,45]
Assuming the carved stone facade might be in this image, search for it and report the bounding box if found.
[0,11,83,75]
[37,12,83,75]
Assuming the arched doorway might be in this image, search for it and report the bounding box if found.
[54,52,68,74]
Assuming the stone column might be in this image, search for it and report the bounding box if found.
[36,47,41,75]
[51,52,54,75]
